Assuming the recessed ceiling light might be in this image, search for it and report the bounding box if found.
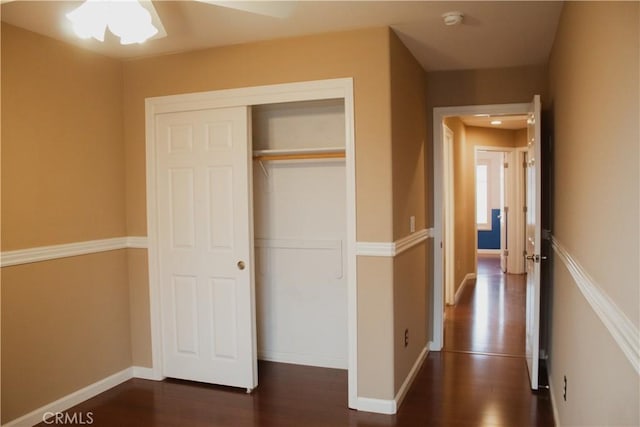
[491,120,502,125]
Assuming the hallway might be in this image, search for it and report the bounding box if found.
[36,256,554,426]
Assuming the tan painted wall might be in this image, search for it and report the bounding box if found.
[357,257,394,399]
[1,24,132,423]
[515,128,528,147]
[547,2,639,425]
[389,31,428,394]
[1,252,132,424]
[1,24,126,250]
[444,117,472,296]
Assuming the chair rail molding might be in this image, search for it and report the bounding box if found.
[0,237,149,267]
[551,236,640,375]
[356,228,433,257]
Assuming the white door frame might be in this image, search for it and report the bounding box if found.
[473,146,527,274]
[145,78,358,408]
[442,125,455,306]
[432,102,529,350]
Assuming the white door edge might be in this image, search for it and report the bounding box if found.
[145,78,358,407]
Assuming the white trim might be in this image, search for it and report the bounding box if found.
[395,228,431,255]
[132,366,161,381]
[356,228,433,257]
[257,351,346,370]
[144,78,361,410]
[432,102,531,351]
[355,397,396,415]
[394,345,429,411]
[477,249,501,255]
[355,242,395,257]
[126,236,149,249]
[551,236,640,375]
[2,368,132,427]
[0,237,149,268]
[548,376,561,427]
[454,273,476,305]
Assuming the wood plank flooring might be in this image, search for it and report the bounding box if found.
[36,255,553,426]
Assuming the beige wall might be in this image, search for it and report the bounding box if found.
[443,117,473,295]
[1,24,126,250]
[1,253,132,423]
[389,31,428,394]
[1,24,132,423]
[547,2,639,425]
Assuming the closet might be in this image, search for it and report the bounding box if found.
[251,99,348,369]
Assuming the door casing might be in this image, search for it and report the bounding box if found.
[145,78,358,408]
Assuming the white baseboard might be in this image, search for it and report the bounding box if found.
[3,368,133,427]
[548,376,561,427]
[132,366,160,381]
[356,396,396,414]
[258,350,347,370]
[477,249,501,255]
[394,345,428,411]
[454,273,476,305]
[356,344,429,415]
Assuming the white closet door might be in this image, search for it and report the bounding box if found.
[156,106,257,390]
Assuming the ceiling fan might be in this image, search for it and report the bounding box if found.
[64,0,296,45]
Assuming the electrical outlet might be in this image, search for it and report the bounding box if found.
[409,216,416,233]
[563,375,567,401]
[404,329,409,347]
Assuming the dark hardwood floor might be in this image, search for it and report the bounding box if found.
[37,255,553,426]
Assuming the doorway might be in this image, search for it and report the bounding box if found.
[144,78,358,408]
[432,97,543,390]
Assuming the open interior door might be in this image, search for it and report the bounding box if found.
[525,95,542,390]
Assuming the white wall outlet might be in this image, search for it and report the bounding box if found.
[410,216,416,233]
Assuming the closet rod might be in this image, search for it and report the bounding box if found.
[253,152,345,162]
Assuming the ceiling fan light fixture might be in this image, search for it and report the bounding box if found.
[66,0,108,41]
[66,0,158,45]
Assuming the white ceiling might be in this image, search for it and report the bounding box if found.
[460,114,528,130]
[0,1,563,71]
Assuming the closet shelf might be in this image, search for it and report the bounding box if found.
[252,147,345,162]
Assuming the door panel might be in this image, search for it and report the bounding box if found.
[525,95,542,390]
[156,107,257,390]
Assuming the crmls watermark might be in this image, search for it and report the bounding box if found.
[43,411,94,425]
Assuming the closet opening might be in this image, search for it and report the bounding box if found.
[251,99,348,372]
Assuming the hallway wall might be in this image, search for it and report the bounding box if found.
[547,2,639,425]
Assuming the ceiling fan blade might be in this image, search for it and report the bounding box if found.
[140,0,167,40]
[193,1,296,19]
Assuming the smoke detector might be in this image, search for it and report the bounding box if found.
[442,11,464,26]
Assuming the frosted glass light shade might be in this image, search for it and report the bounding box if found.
[66,0,159,45]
